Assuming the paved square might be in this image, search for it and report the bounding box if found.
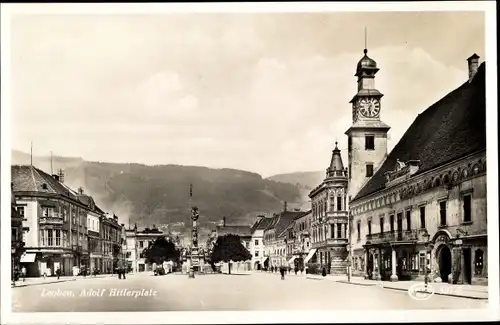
[12,273,488,312]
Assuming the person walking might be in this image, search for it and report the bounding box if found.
[280,266,285,280]
[21,266,26,282]
[56,267,61,280]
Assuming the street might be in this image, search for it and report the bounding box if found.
[12,272,488,312]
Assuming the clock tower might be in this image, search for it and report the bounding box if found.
[345,47,390,201]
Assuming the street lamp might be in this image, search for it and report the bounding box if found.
[422,230,430,290]
[11,246,17,286]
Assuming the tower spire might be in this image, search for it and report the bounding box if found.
[364,26,368,53]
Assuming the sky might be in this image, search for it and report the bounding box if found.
[9,11,485,177]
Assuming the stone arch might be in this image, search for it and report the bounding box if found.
[433,176,442,188]
[431,229,453,243]
[461,167,470,180]
[472,163,480,175]
[442,173,451,185]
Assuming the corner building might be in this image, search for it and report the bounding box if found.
[347,52,487,285]
[309,143,349,274]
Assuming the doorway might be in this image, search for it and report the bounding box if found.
[439,245,452,282]
[463,248,472,284]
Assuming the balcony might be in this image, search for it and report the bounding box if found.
[366,229,422,245]
[39,217,64,225]
[312,237,348,249]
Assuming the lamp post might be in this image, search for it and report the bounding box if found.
[422,230,430,290]
[11,245,17,286]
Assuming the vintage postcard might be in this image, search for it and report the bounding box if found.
[1,2,498,324]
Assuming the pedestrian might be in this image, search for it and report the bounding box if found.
[56,267,61,280]
[21,266,26,282]
[280,267,285,280]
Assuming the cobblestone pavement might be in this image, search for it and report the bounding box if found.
[11,272,488,312]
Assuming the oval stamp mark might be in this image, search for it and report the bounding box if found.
[408,283,435,300]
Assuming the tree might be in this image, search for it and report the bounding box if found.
[209,234,251,274]
[143,237,180,265]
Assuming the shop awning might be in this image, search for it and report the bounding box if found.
[304,249,317,264]
[288,256,297,264]
[20,253,36,263]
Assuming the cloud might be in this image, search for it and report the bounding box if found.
[10,14,481,177]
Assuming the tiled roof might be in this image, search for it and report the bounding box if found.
[11,165,78,201]
[353,63,486,201]
[216,225,252,237]
[274,211,306,237]
[250,216,274,233]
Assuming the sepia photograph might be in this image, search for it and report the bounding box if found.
[1,2,498,324]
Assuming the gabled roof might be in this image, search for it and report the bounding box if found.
[353,62,486,201]
[273,211,306,237]
[251,216,274,233]
[12,165,78,201]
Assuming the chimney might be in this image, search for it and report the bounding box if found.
[52,174,60,182]
[467,53,480,82]
[134,223,137,231]
[223,217,226,227]
[78,187,84,195]
[58,169,65,183]
[284,201,288,212]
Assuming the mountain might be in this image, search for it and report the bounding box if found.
[11,150,303,239]
[266,171,324,190]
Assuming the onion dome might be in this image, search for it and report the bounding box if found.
[356,49,378,77]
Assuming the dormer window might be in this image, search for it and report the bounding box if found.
[42,183,48,190]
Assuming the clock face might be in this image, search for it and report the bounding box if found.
[358,98,381,118]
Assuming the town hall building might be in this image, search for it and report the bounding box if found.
[346,48,487,285]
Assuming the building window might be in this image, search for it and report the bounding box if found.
[337,223,342,238]
[367,220,372,235]
[419,252,426,272]
[17,206,25,218]
[357,222,361,240]
[255,239,259,246]
[331,224,335,238]
[42,207,54,217]
[390,215,394,232]
[380,217,384,233]
[365,135,375,150]
[366,164,374,177]
[348,136,352,152]
[47,229,54,246]
[255,251,259,257]
[12,228,18,241]
[439,201,447,226]
[348,164,352,180]
[406,210,411,230]
[55,229,61,246]
[337,196,342,211]
[40,230,46,246]
[463,194,472,222]
[419,206,426,229]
